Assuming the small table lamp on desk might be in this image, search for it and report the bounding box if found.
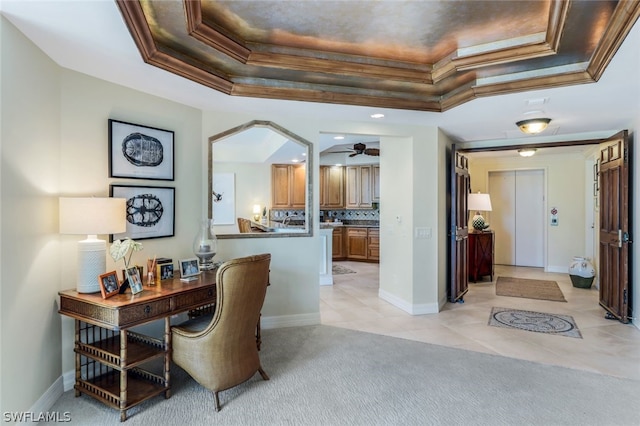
[59,197,126,293]
[468,192,492,231]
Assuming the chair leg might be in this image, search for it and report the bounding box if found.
[258,366,270,381]
[213,391,220,412]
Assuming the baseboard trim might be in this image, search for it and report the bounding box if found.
[545,265,569,273]
[378,289,439,315]
[24,375,65,424]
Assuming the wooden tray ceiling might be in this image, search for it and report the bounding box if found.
[116,0,639,112]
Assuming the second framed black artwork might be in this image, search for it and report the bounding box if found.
[109,119,174,180]
[110,185,175,241]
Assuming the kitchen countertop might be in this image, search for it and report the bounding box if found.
[320,222,379,229]
[251,220,306,233]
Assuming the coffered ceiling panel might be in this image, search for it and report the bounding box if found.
[116,0,639,112]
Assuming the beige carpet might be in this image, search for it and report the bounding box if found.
[496,276,567,302]
[42,325,639,425]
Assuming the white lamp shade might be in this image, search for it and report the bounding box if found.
[467,193,492,212]
[59,197,127,235]
[59,197,127,293]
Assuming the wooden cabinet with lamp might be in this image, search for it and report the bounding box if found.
[468,231,494,282]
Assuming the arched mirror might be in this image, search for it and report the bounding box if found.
[208,120,314,238]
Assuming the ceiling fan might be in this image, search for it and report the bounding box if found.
[332,142,380,157]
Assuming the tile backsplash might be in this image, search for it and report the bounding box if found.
[321,209,379,223]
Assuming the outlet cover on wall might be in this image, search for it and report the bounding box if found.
[415,227,432,239]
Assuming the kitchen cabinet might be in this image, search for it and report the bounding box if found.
[345,165,372,208]
[367,228,379,261]
[320,165,344,209]
[332,227,345,260]
[372,165,380,202]
[468,231,494,282]
[346,227,368,259]
[345,227,379,262]
[271,164,306,209]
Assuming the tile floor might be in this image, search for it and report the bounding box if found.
[320,261,640,380]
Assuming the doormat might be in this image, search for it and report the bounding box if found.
[496,276,566,302]
[489,307,582,338]
[332,264,356,275]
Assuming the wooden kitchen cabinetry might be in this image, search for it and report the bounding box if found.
[271,164,306,209]
[372,165,380,202]
[332,227,345,260]
[468,231,494,282]
[367,228,379,261]
[345,227,379,262]
[320,165,344,209]
[346,227,368,259]
[345,166,372,208]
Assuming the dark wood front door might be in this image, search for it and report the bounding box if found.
[449,148,470,302]
[598,130,631,323]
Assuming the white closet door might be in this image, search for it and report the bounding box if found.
[488,171,516,265]
[515,170,544,267]
[488,169,544,267]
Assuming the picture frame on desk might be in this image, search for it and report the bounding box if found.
[108,119,174,181]
[179,258,200,281]
[99,271,120,299]
[157,263,174,280]
[110,184,175,241]
[126,266,144,295]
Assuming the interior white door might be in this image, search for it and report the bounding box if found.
[488,169,544,267]
[515,170,544,267]
[488,171,516,265]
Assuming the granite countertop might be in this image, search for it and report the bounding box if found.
[320,222,379,229]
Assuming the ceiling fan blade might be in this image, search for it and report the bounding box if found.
[348,152,360,157]
[364,148,380,156]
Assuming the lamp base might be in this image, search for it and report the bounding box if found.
[77,237,106,293]
[471,214,489,231]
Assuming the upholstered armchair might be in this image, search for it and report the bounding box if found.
[171,253,271,411]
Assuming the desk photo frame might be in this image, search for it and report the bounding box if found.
[179,258,200,280]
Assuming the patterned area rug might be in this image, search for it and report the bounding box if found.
[489,307,582,338]
[332,264,356,275]
[496,276,566,302]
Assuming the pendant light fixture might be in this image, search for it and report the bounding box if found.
[516,118,551,134]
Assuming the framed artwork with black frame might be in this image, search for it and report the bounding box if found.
[109,119,174,180]
[110,185,175,242]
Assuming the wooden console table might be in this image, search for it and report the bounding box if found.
[468,231,494,282]
[58,271,216,421]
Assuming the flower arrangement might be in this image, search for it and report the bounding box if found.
[110,238,144,294]
[109,238,143,269]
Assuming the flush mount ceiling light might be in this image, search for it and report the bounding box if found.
[516,118,551,134]
[370,113,385,119]
[518,148,537,157]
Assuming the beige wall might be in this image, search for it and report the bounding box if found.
[468,152,587,272]
[0,24,452,414]
[1,16,62,413]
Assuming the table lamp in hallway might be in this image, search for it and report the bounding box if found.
[468,192,492,231]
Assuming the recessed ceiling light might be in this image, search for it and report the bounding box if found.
[370,113,385,119]
[302,152,307,156]
[291,159,299,163]
[333,135,345,140]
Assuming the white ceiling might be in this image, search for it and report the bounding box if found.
[2,1,639,151]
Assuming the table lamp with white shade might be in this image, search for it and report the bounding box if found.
[467,192,492,231]
[59,197,127,293]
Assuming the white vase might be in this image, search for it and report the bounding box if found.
[569,256,595,288]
